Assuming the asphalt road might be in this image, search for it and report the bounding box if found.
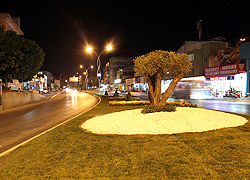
[0,90,99,154]
[120,92,250,116]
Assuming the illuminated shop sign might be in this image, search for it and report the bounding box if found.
[69,76,78,82]
[206,76,234,81]
[114,79,121,84]
[205,63,245,77]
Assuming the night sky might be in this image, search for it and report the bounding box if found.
[2,0,250,78]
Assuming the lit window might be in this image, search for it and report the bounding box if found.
[189,54,194,61]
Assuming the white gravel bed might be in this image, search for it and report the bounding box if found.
[81,107,248,135]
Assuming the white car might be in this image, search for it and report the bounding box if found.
[43,88,48,94]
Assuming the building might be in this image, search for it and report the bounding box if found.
[0,13,23,35]
[41,71,53,88]
[177,37,229,76]
[103,62,110,85]
[175,37,250,98]
[30,73,47,92]
[28,71,54,92]
[204,46,245,98]
[240,41,250,94]
[108,49,135,86]
[115,66,135,91]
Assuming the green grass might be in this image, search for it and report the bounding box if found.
[0,96,250,179]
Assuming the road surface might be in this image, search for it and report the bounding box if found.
[0,90,99,154]
[119,92,250,116]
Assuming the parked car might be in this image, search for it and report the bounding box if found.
[43,88,48,94]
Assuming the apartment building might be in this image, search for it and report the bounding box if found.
[0,13,23,35]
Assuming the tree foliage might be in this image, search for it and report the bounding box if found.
[0,30,45,83]
[134,50,192,106]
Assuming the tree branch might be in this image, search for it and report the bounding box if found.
[159,73,185,105]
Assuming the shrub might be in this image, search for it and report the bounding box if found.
[108,100,197,108]
[141,104,176,114]
[107,97,142,101]
[165,102,198,108]
[101,95,109,97]
[126,92,134,101]
[108,97,126,101]
[2,86,10,90]
[113,89,120,97]
[159,104,176,112]
[109,101,150,106]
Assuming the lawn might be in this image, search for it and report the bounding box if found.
[0,96,250,179]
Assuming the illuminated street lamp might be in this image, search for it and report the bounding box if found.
[87,45,112,95]
[80,65,93,92]
[240,38,246,42]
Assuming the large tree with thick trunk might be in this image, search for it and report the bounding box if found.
[134,50,192,106]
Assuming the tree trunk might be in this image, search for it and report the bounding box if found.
[146,72,162,106]
[5,78,8,88]
[159,73,184,106]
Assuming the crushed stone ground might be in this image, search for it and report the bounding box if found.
[81,107,248,135]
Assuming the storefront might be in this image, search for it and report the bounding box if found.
[205,73,246,97]
[30,74,48,92]
[205,63,246,97]
[240,42,250,94]
[161,68,247,99]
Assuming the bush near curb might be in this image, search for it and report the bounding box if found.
[109,100,150,106]
[109,100,198,108]
[142,104,176,114]
[166,101,198,108]
[107,97,142,101]
[113,90,120,97]
[126,92,134,101]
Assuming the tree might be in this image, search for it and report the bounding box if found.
[13,37,45,82]
[54,83,58,88]
[0,30,20,85]
[134,50,192,106]
[0,30,45,84]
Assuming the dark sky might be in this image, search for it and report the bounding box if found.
[2,0,250,78]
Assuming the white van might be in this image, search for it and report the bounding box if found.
[8,79,22,91]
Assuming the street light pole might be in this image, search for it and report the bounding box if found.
[87,46,111,95]
[80,65,93,92]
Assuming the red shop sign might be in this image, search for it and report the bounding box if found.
[205,63,245,77]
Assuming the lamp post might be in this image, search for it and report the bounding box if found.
[87,45,112,95]
[80,65,93,92]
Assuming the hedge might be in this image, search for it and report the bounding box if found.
[109,101,197,107]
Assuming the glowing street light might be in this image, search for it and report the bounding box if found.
[80,65,93,92]
[240,38,246,42]
[86,45,112,95]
